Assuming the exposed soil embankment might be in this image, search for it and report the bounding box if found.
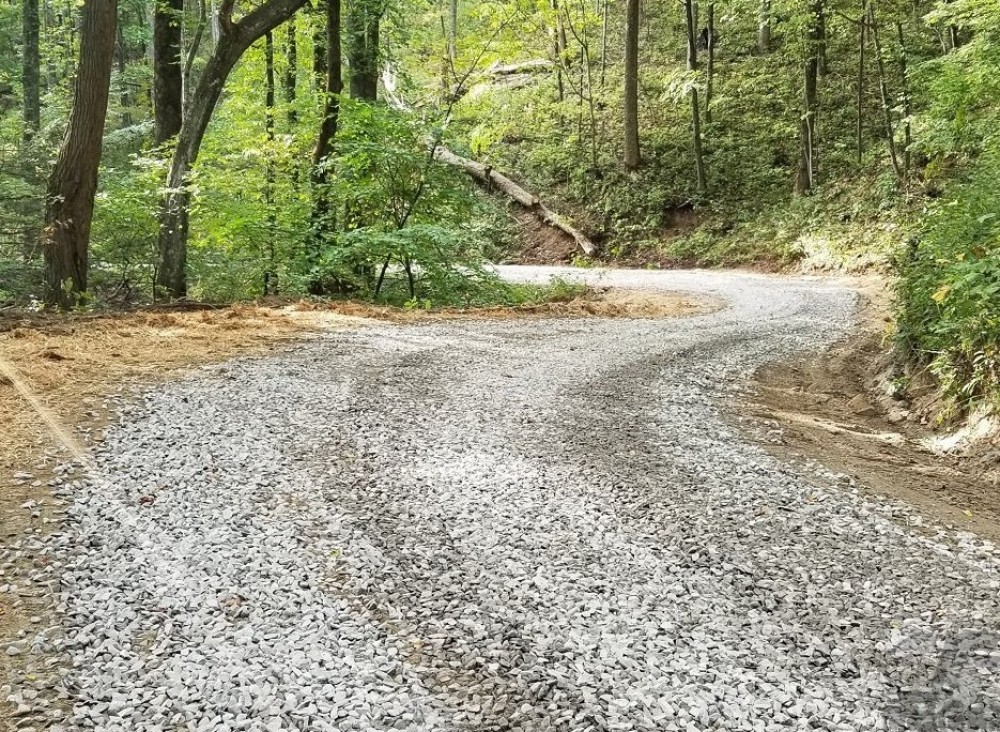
[749,291,1000,542]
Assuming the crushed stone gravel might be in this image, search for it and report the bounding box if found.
[6,266,1000,732]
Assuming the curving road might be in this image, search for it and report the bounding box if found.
[15,267,1000,732]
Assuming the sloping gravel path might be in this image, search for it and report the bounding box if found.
[10,267,1000,732]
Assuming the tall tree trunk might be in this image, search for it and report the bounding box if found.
[684,0,707,195]
[448,0,457,68]
[116,21,133,127]
[623,0,640,169]
[705,2,715,125]
[896,20,912,178]
[183,0,208,105]
[210,0,221,43]
[551,0,567,103]
[22,0,41,140]
[816,1,827,76]
[284,18,298,125]
[347,1,379,101]
[313,0,328,87]
[868,4,902,182]
[856,3,867,165]
[156,0,311,298]
[795,0,822,195]
[42,0,118,308]
[758,0,771,53]
[264,31,277,295]
[153,0,183,143]
[309,0,342,292]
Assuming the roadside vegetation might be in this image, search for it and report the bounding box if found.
[0,0,998,413]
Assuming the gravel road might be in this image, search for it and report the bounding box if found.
[10,267,1000,732]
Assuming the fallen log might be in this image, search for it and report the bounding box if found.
[485,59,553,77]
[381,69,597,257]
[435,149,596,256]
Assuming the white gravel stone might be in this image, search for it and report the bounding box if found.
[15,267,1000,731]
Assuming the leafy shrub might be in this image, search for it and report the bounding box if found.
[896,149,1000,408]
[309,101,514,304]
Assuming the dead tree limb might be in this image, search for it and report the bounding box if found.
[435,148,596,256]
[382,65,596,258]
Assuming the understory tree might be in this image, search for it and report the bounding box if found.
[156,0,311,298]
[41,0,118,307]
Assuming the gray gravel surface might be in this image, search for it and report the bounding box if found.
[9,266,1000,732]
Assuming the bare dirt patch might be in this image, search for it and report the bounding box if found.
[298,288,713,322]
[747,287,1000,543]
[508,208,580,264]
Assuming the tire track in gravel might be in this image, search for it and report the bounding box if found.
[13,267,1000,732]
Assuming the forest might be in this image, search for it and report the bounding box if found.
[8,3,1000,727]
[0,0,998,407]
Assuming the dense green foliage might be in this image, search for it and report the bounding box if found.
[895,0,1000,408]
[1,0,1000,407]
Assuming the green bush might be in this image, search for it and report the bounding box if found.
[897,149,1000,408]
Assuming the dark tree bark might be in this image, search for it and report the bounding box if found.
[156,0,311,298]
[153,0,183,143]
[284,18,298,125]
[795,0,822,195]
[312,1,328,87]
[705,1,715,125]
[42,0,118,307]
[183,0,208,104]
[116,21,133,127]
[684,0,707,195]
[868,4,902,182]
[264,31,277,295]
[623,0,640,168]
[856,2,867,165]
[347,0,379,101]
[309,0,343,292]
[22,0,41,140]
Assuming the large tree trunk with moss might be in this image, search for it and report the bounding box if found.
[153,0,183,143]
[623,0,640,168]
[156,0,311,299]
[42,0,118,308]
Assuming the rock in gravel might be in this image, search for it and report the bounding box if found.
[19,266,1000,732]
